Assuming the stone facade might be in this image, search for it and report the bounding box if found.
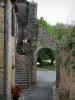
[0,0,18,99]
[27,2,38,86]
[15,1,57,88]
[37,26,57,52]
[15,1,38,88]
[6,1,17,99]
[0,0,57,99]
[0,6,4,99]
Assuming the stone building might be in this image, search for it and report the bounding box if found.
[15,0,57,90]
[0,0,18,99]
[15,0,38,89]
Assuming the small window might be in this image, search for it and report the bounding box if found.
[12,8,15,36]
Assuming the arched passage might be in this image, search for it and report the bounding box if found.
[31,45,57,85]
[37,48,56,69]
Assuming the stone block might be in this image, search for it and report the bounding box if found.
[0,56,4,67]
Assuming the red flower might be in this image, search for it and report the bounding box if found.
[11,85,22,97]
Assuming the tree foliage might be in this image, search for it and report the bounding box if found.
[37,48,55,65]
[37,17,75,69]
[37,17,56,37]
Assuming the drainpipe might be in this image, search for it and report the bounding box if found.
[2,0,7,100]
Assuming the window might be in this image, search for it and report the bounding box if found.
[12,7,15,36]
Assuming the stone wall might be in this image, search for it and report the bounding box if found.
[27,2,38,85]
[0,6,4,99]
[0,0,17,99]
[58,48,75,100]
[37,26,57,51]
[15,1,38,87]
[6,0,18,99]
[6,1,13,99]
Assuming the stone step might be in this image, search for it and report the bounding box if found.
[16,70,30,72]
[15,79,29,81]
[15,82,30,85]
[16,70,29,72]
[15,71,29,73]
[16,69,29,70]
[15,79,29,82]
[16,69,29,71]
[15,69,29,71]
[15,72,29,76]
[16,81,29,83]
[15,84,29,88]
[16,64,31,67]
[15,76,29,79]
[15,79,30,81]
[21,86,30,89]
[16,64,30,65]
[16,84,30,87]
[16,63,30,66]
[15,72,29,74]
[15,75,29,78]
[16,66,30,68]
[15,74,29,77]
[16,65,30,67]
[15,59,31,89]
[16,60,31,63]
[15,76,29,78]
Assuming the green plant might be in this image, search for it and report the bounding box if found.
[70,58,75,69]
[70,43,75,56]
[60,34,73,49]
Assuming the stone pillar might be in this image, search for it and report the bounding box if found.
[27,2,38,86]
[6,0,13,99]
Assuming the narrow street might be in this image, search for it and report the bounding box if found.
[19,71,56,100]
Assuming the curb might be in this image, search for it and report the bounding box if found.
[53,86,59,100]
[53,85,56,100]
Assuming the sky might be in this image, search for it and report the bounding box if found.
[27,0,75,25]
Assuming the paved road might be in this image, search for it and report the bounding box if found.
[19,71,56,100]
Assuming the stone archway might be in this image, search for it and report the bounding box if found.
[32,40,56,83]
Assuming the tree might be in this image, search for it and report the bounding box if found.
[37,17,56,37]
[37,48,55,65]
[44,48,55,65]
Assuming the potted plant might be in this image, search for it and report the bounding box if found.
[11,85,22,100]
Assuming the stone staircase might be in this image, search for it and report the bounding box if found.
[15,57,31,90]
